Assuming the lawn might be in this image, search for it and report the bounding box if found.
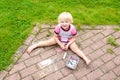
[0,0,120,71]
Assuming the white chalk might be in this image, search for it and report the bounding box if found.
[63,51,67,59]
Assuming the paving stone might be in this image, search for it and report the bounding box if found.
[91,40,105,50]
[5,64,14,72]
[40,49,56,59]
[74,67,91,79]
[114,47,120,55]
[92,29,104,34]
[101,37,109,44]
[89,59,104,70]
[116,38,120,45]
[48,64,58,73]
[100,61,116,73]
[101,53,116,63]
[113,55,120,65]
[102,28,115,36]
[5,72,21,80]
[31,37,38,44]
[89,49,104,60]
[91,33,104,42]
[101,44,113,53]
[115,77,120,80]
[32,71,42,80]
[86,69,103,80]
[9,62,26,74]
[77,36,83,42]
[81,31,94,40]
[61,74,76,80]
[51,52,64,61]
[0,71,8,80]
[82,46,93,55]
[113,65,120,77]
[38,37,48,41]
[30,48,44,56]
[78,77,88,80]
[31,24,40,35]
[13,53,22,63]
[112,31,120,39]
[37,58,54,70]
[32,68,50,80]
[41,24,51,29]
[36,31,49,40]
[60,67,72,76]
[77,58,87,68]
[20,65,38,78]
[80,25,91,29]
[18,53,30,62]
[24,55,42,66]
[17,45,27,54]
[77,30,85,36]
[45,71,63,80]
[24,34,35,45]
[56,60,65,69]
[22,76,33,80]
[100,71,116,80]
[80,39,93,48]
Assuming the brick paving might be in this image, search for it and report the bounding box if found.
[0,24,120,80]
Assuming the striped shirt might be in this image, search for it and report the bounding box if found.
[54,24,77,43]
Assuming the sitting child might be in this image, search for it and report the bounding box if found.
[26,12,91,64]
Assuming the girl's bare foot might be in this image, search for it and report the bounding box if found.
[86,59,91,65]
[26,46,34,54]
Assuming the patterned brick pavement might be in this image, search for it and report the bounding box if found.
[0,24,120,80]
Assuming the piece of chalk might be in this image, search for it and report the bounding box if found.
[63,52,67,59]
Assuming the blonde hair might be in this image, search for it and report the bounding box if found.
[58,12,73,23]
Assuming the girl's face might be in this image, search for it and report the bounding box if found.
[60,20,71,30]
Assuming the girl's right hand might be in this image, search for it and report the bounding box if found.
[60,44,66,50]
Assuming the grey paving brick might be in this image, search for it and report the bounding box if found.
[61,74,76,80]
[0,71,8,80]
[100,71,116,80]
[5,72,21,80]
[100,61,116,73]
[113,65,120,77]
[86,69,103,80]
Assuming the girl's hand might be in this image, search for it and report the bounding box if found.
[65,44,69,50]
[60,44,66,50]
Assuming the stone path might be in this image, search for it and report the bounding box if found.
[0,24,120,80]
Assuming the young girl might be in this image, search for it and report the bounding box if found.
[26,12,91,65]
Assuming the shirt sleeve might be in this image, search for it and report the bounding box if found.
[54,25,60,34]
[71,27,77,36]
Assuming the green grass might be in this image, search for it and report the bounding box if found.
[107,36,118,47]
[107,36,119,54]
[114,27,120,31]
[107,48,114,54]
[0,0,120,71]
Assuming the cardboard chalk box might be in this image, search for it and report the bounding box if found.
[66,55,79,69]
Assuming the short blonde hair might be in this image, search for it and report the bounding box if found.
[58,12,73,23]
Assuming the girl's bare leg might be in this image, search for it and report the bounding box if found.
[69,42,91,65]
[26,37,57,54]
